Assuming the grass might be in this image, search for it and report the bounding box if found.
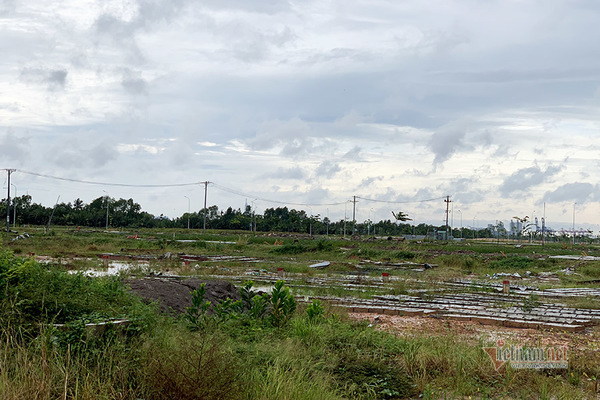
[2,228,600,398]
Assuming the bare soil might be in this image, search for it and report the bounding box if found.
[349,312,600,350]
[125,278,239,315]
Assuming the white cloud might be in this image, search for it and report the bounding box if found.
[1,0,600,228]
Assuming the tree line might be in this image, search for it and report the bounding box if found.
[0,194,496,238]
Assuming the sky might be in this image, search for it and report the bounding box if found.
[1,0,600,231]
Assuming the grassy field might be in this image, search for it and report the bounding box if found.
[1,227,600,399]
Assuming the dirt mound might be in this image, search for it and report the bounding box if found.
[125,278,239,315]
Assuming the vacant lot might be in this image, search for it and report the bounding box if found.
[2,227,599,399]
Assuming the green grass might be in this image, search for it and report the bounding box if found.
[3,229,600,398]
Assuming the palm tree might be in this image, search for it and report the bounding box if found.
[392,211,412,222]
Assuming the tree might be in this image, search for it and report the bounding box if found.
[392,211,412,222]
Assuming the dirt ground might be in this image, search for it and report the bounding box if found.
[348,312,600,350]
[123,277,599,351]
[125,278,240,314]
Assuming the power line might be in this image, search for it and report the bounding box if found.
[15,169,203,188]
[211,183,348,207]
[9,169,450,210]
[355,195,447,204]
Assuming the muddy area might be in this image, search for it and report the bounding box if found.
[125,278,239,315]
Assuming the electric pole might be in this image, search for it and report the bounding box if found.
[4,169,15,232]
[444,195,451,240]
[352,196,357,236]
[202,181,209,234]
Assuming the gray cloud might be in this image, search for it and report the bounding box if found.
[428,125,467,167]
[0,131,28,160]
[46,136,118,168]
[500,165,563,196]
[4,0,600,227]
[19,68,68,90]
[343,146,362,161]
[263,166,305,180]
[122,70,148,95]
[315,161,341,179]
[360,176,384,187]
[543,182,598,203]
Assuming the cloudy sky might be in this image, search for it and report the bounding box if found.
[2,0,600,230]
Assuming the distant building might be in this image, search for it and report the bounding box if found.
[509,219,522,236]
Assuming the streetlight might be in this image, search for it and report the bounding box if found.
[344,200,352,238]
[457,209,462,239]
[572,202,576,247]
[184,196,190,229]
[102,190,110,230]
[251,199,257,232]
[11,184,16,228]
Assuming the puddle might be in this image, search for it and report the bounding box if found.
[73,261,150,277]
[549,255,600,261]
[175,240,237,244]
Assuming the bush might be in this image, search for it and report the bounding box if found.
[391,250,416,260]
[270,280,296,328]
[144,331,241,400]
[489,256,533,269]
[270,243,309,254]
[306,299,325,323]
[0,250,143,326]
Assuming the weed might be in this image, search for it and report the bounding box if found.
[306,299,325,323]
[316,239,334,252]
[271,243,309,254]
[521,293,541,312]
[391,250,416,260]
[489,256,533,269]
[270,280,296,328]
[144,331,241,400]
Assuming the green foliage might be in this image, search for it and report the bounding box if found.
[239,280,257,309]
[0,250,142,326]
[270,280,297,328]
[334,355,415,399]
[391,250,416,260]
[144,331,241,400]
[306,299,325,323]
[185,283,211,330]
[249,293,270,320]
[271,243,309,254]
[237,280,270,320]
[349,248,382,259]
[316,239,334,252]
[213,298,243,321]
[521,293,541,312]
[489,256,533,269]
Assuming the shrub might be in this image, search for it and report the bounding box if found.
[185,284,211,330]
[144,332,241,400]
[489,256,533,269]
[270,280,296,328]
[392,250,416,260]
[0,250,142,326]
[306,299,325,323]
[271,243,309,254]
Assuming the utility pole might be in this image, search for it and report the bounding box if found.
[5,169,15,232]
[184,196,190,229]
[572,202,576,247]
[444,195,451,240]
[542,202,546,247]
[352,196,357,236]
[202,181,209,234]
[12,184,16,228]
